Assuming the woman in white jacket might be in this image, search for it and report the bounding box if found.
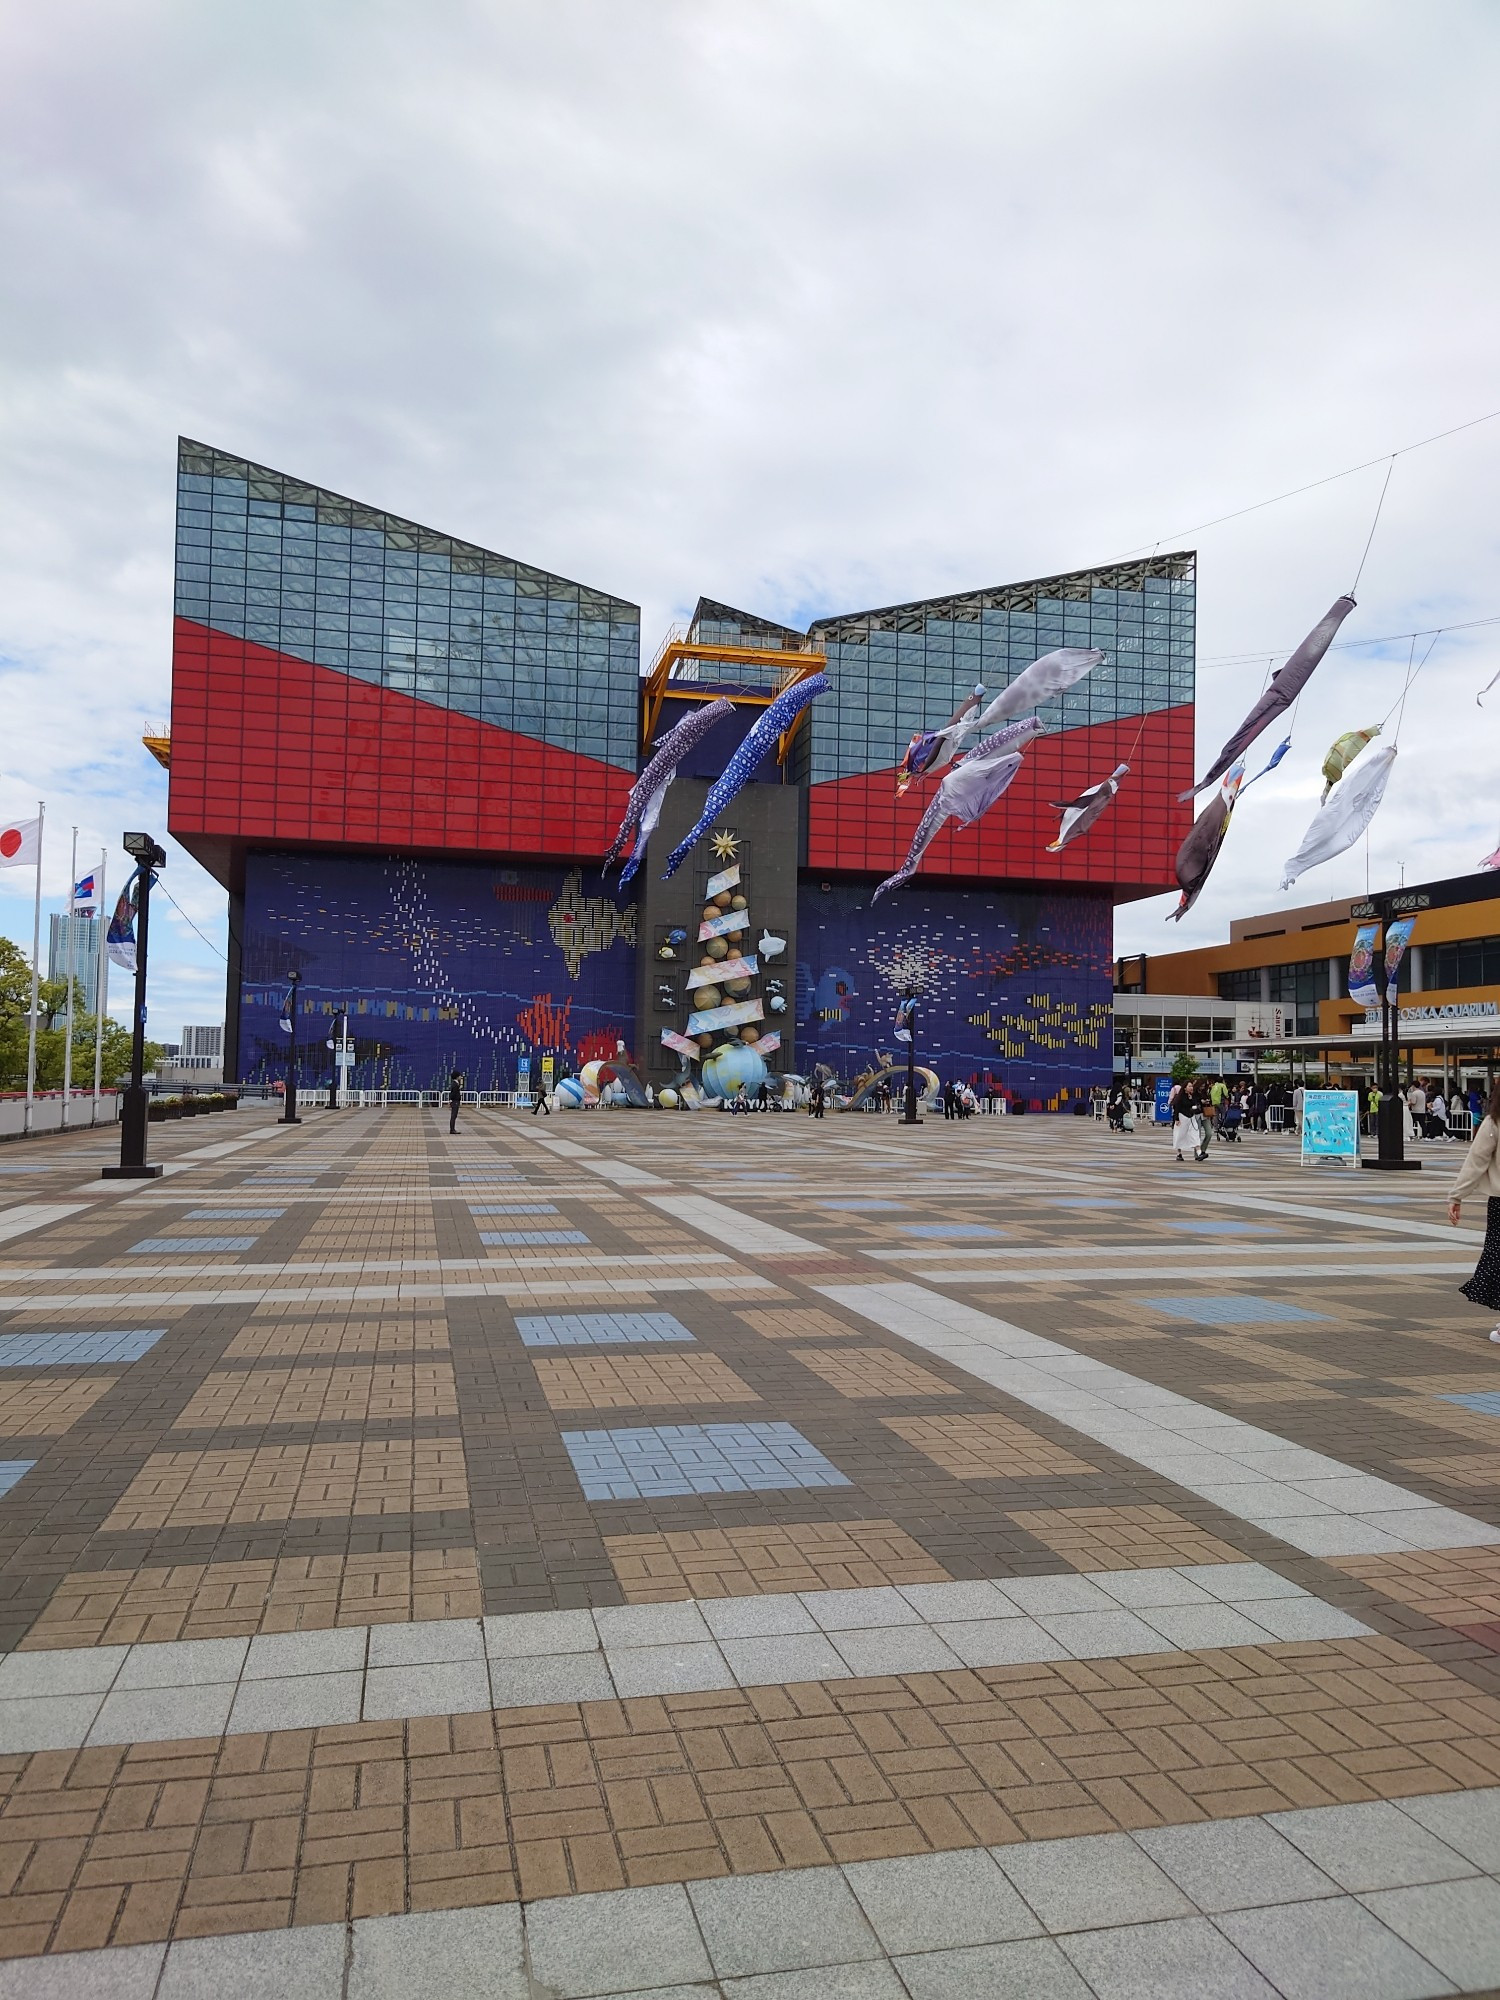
[1448,1082,1500,1341]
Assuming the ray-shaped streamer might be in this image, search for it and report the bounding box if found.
[662,675,828,879]
[1183,595,1356,801]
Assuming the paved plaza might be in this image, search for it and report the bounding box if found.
[0,1104,1499,1994]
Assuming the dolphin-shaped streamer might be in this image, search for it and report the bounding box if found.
[1183,595,1356,801]
[605,697,735,884]
[1046,764,1129,852]
[1280,743,1397,891]
[662,675,828,878]
[872,717,1042,903]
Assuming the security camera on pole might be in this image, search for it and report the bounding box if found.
[103,832,166,1180]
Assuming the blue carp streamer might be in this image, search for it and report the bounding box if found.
[662,675,828,878]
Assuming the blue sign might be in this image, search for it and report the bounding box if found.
[1154,1077,1174,1125]
[1301,1089,1360,1163]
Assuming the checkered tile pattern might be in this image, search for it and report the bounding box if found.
[560,1421,851,1498]
[515,1312,696,1348]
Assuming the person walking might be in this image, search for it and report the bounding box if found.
[1171,1081,1197,1163]
[448,1070,463,1134]
[1106,1080,1128,1132]
[1448,1081,1500,1344]
[530,1075,551,1115]
[810,1077,825,1119]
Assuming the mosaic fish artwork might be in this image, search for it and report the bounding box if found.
[1046,763,1129,852]
[548,868,638,978]
[1169,761,1244,921]
[1319,723,1381,803]
[1183,595,1356,800]
[604,696,735,884]
[663,674,829,877]
[872,718,1043,903]
[1280,743,1397,891]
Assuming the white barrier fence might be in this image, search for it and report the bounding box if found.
[0,1093,123,1140]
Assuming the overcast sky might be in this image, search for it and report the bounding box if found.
[2,0,1498,1039]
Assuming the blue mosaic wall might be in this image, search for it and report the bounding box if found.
[238,852,637,1091]
[794,881,1112,1097]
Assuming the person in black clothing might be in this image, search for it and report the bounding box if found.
[448,1071,463,1134]
[530,1076,550,1114]
[942,1081,956,1121]
[810,1078,825,1118]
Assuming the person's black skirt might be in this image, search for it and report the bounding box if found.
[1461,1195,1500,1311]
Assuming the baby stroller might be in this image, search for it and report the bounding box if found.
[1216,1098,1243,1143]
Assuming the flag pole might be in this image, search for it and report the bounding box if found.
[92,847,107,1124]
[23,803,44,1138]
[62,827,77,1129]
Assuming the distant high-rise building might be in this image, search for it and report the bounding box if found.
[47,912,100,1015]
[180,1024,224,1064]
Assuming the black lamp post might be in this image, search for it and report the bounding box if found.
[1356,892,1423,1173]
[901,989,921,1125]
[281,970,302,1125]
[103,833,166,1180]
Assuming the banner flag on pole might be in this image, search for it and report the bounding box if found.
[278,982,297,1035]
[106,881,138,973]
[1347,923,1380,1009]
[72,872,98,910]
[893,998,915,1045]
[0,818,41,867]
[1383,916,1417,1005]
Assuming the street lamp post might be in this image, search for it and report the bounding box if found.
[281,970,302,1125]
[1358,891,1423,1173]
[900,990,921,1125]
[102,832,166,1181]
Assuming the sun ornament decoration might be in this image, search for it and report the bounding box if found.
[710,829,740,861]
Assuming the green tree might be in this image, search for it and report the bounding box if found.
[0,944,160,1090]
[1170,1051,1200,1084]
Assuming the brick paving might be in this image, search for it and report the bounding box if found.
[2,1102,1500,1983]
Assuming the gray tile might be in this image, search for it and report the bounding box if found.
[1135,1603,1283,1650]
[243,1626,367,1678]
[844,1848,1039,1951]
[0,1941,166,1998]
[721,1633,852,1687]
[350,1905,529,1998]
[894,1937,1093,2000]
[89,1683,233,1745]
[527,1883,713,1995]
[1135,1816,1338,1910]
[996,1831,1193,1931]
[1362,1878,1500,1991]
[934,1619,1068,1669]
[1081,1569,1215,1609]
[896,1581,1018,1621]
[367,1617,484,1666]
[1033,1609,1165,1659]
[1174,1561,1304,1601]
[227,1670,363,1733]
[607,1642,735,1698]
[1060,1916,1277,1998]
[484,1608,601,1657]
[114,1636,248,1688]
[0,1693,103,1752]
[158,1923,348,1998]
[488,1653,616,1708]
[722,1968,909,1999]
[594,1601,712,1648]
[1217,1896,1457,1999]
[690,1868,881,1976]
[1267,1800,1476,1892]
[588,1990,718,2000]
[831,1626,962,1677]
[363,1659,491,1719]
[702,1595,819,1639]
[1234,1595,1375,1641]
[0,1646,126,1697]
[997,1574,1118,1615]
[800,1587,921,1631]
[1397,1788,1500,1870]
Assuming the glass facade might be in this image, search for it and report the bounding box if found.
[1430,936,1500,991]
[174,441,639,769]
[1216,967,1263,1002]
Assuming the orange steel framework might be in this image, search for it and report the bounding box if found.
[640,629,826,767]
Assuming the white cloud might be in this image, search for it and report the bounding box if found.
[1,0,1497,1000]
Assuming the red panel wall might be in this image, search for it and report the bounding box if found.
[805,706,1193,892]
[169,620,633,865]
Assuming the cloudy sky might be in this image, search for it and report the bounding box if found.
[2,0,1498,1039]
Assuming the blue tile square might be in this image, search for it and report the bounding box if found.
[187,1208,284,1220]
[1147,1296,1328,1325]
[560,1422,850,1500]
[1443,1392,1500,1416]
[516,1313,696,1348]
[1170,1220,1270,1235]
[0,1330,167,1366]
[0,1463,35,1500]
[899,1223,1002,1239]
[817,1200,904,1211]
[469,1203,558,1216]
[480,1230,589,1247]
[130,1237,258,1255]
[1055,1197,1135,1209]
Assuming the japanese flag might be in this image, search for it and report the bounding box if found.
[0,818,40,867]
